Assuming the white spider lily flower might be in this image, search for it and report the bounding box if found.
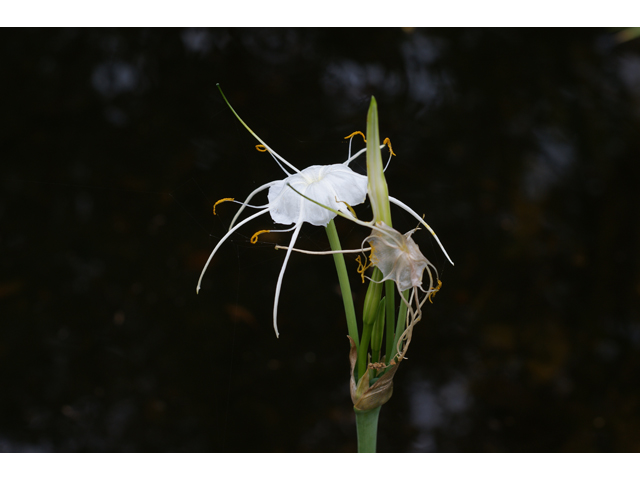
[197,86,396,338]
[198,162,369,340]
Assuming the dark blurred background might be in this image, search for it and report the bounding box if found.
[1,27,640,452]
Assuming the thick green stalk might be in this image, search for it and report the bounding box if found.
[371,298,386,363]
[384,280,396,361]
[355,406,382,453]
[325,219,359,349]
[358,268,383,379]
[358,326,373,380]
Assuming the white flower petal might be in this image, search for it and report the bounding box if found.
[267,164,368,226]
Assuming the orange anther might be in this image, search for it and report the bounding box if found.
[383,138,396,156]
[213,198,234,215]
[428,279,442,304]
[344,131,366,142]
[251,229,270,244]
[255,145,268,152]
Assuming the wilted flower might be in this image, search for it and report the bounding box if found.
[365,222,435,292]
[366,221,442,360]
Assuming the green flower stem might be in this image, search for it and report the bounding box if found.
[325,219,359,349]
[358,268,384,379]
[389,289,410,364]
[384,280,396,361]
[355,406,382,453]
[371,298,386,363]
[358,324,373,380]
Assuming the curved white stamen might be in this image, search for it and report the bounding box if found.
[343,145,387,167]
[383,150,393,172]
[347,135,355,160]
[226,200,270,209]
[344,146,366,166]
[274,245,371,255]
[217,85,301,175]
[257,143,299,175]
[197,207,272,293]
[230,180,280,230]
[272,208,305,337]
[265,225,298,235]
[264,148,293,177]
[388,196,454,265]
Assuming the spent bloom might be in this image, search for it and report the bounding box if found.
[364,221,442,362]
[365,222,435,292]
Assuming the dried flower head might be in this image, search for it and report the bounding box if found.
[365,222,434,292]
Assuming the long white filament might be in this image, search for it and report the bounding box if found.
[274,245,371,255]
[266,225,299,235]
[197,207,272,294]
[230,180,280,230]
[272,208,305,337]
[344,145,387,167]
[388,196,454,265]
[217,84,301,175]
[263,148,294,177]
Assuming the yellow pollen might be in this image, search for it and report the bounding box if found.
[251,230,270,244]
[383,138,396,156]
[428,279,442,304]
[255,145,268,152]
[213,198,234,215]
[344,131,366,142]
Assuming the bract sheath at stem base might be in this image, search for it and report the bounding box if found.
[348,336,399,412]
